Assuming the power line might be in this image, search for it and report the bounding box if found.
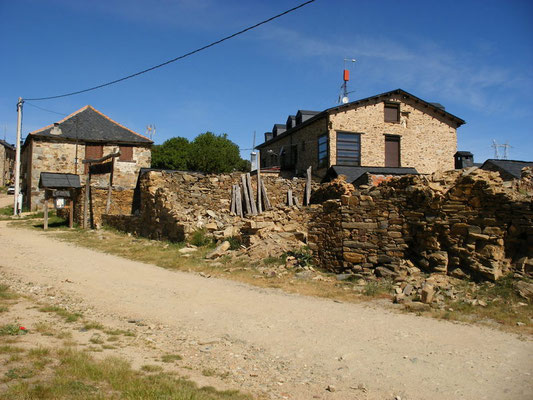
[25,0,316,102]
[25,102,67,116]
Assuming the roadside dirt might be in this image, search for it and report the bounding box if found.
[1,221,532,399]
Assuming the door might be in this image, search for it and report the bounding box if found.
[385,136,400,167]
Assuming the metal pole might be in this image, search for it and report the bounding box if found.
[13,98,23,215]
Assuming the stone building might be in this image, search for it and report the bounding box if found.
[21,105,152,210]
[0,139,15,187]
[256,89,465,181]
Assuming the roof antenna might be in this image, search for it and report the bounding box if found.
[146,124,156,140]
[338,58,356,104]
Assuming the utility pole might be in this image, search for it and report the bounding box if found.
[13,98,23,215]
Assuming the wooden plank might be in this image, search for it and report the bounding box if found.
[83,173,90,229]
[241,175,251,215]
[230,185,236,215]
[43,197,48,230]
[235,185,243,217]
[246,173,257,215]
[287,189,293,207]
[261,181,271,211]
[105,156,115,214]
[305,166,312,206]
[69,198,74,229]
[82,151,121,165]
[256,153,262,214]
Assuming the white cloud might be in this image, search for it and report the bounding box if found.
[256,26,533,114]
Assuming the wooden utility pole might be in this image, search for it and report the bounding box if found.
[13,98,23,215]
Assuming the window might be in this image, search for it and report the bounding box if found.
[317,134,328,168]
[384,103,400,123]
[119,145,133,161]
[84,143,103,173]
[336,132,361,166]
[384,135,400,167]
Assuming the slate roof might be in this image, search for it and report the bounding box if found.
[480,159,533,180]
[0,139,15,150]
[258,89,465,148]
[326,165,419,183]
[28,106,152,145]
[39,172,81,189]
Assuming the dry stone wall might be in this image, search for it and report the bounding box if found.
[309,170,533,281]
[103,170,318,244]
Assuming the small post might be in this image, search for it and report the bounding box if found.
[241,175,251,215]
[235,185,243,217]
[256,151,262,214]
[287,189,293,206]
[305,166,312,206]
[246,173,257,215]
[261,181,271,211]
[83,171,90,229]
[68,198,74,229]
[43,196,49,230]
[105,156,115,214]
[230,185,236,215]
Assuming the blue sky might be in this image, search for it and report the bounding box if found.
[1,0,532,163]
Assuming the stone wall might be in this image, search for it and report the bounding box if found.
[22,137,151,210]
[0,145,15,187]
[103,170,317,243]
[309,170,532,281]
[73,187,135,228]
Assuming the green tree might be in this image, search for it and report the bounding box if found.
[188,132,248,174]
[151,137,190,170]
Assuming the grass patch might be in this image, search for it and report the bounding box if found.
[39,305,82,323]
[141,364,164,373]
[201,368,217,377]
[82,321,104,331]
[0,345,25,354]
[161,354,182,363]
[0,324,27,336]
[3,348,251,399]
[28,347,50,358]
[362,279,394,298]
[34,322,72,339]
[190,228,214,247]
[0,284,18,300]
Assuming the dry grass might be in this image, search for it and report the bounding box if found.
[4,347,252,399]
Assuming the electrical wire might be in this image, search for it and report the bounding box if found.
[25,102,67,116]
[25,0,316,101]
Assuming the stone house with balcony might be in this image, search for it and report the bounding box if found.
[256,89,465,182]
[0,139,15,187]
[21,105,152,210]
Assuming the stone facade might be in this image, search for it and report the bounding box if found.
[22,137,151,210]
[258,89,463,179]
[308,170,533,281]
[0,142,15,187]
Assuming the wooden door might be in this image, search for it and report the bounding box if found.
[385,136,400,168]
[85,144,103,173]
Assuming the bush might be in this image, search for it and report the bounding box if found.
[189,229,213,247]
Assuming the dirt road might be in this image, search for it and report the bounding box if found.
[0,221,531,400]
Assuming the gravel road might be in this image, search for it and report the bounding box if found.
[0,221,531,399]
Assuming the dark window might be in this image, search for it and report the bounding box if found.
[119,145,133,161]
[317,134,328,168]
[384,103,400,123]
[84,144,103,173]
[385,135,401,167]
[336,132,361,166]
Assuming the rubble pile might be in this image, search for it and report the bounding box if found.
[309,175,355,203]
[309,170,532,281]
